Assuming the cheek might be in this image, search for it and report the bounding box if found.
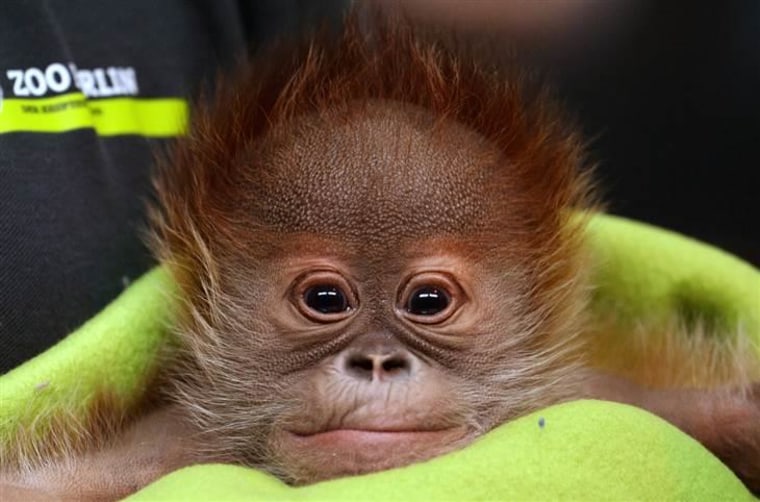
[467,273,535,345]
[481,270,530,317]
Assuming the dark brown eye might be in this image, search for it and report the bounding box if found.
[304,285,350,314]
[406,286,450,316]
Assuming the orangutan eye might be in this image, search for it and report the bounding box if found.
[407,286,450,316]
[304,285,350,314]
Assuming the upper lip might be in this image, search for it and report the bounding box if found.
[290,427,452,437]
[288,422,457,437]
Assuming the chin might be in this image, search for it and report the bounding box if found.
[271,426,473,484]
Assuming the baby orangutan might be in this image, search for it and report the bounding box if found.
[2,17,759,500]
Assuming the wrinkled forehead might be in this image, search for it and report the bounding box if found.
[249,101,501,244]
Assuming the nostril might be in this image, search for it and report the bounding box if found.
[344,352,412,381]
[382,355,409,374]
[346,354,374,379]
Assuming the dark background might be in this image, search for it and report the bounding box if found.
[404,0,758,266]
[545,1,758,266]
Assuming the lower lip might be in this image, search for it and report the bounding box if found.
[275,427,470,481]
[289,428,459,449]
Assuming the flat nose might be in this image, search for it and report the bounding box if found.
[344,351,412,381]
[341,332,415,382]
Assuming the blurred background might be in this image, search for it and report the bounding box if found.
[381,0,759,266]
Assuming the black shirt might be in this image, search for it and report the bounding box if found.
[0,0,344,372]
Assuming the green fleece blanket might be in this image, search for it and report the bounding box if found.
[1,214,759,501]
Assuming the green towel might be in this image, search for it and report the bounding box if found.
[2,213,758,501]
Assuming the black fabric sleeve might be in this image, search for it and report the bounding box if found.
[0,0,345,373]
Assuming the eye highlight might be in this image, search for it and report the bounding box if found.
[406,286,450,316]
[398,272,464,325]
[304,285,349,314]
[292,271,357,323]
